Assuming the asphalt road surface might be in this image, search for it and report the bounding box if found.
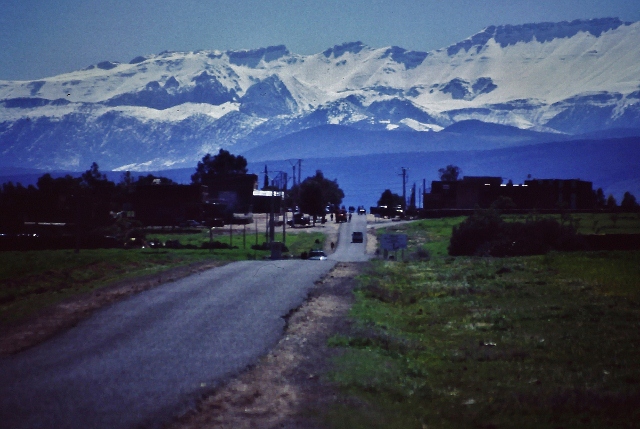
[0,219,371,429]
[329,213,370,262]
[0,260,335,429]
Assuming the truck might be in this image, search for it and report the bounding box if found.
[335,209,348,223]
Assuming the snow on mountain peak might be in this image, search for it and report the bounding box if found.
[0,18,639,171]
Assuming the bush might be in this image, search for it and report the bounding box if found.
[448,208,504,256]
[201,241,236,250]
[250,242,289,252]
[449,209,586,256]
[409,247,431,261]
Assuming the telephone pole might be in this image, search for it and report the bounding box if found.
[400,167,408,209]
[288,159,302,209]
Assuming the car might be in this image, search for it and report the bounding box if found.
[351,231,364,243]
[288,212,311,227]
[308,250,328,260]
[335,210,348,223]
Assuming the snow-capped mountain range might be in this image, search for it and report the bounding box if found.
[1,17,639,172]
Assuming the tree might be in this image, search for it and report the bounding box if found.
[35,173,83,221]
[0,182,36,232]
[191,149,248,184]
[621,191,639,211]
[595,188,606,208]
[491,195,516,211]
[119,171,135,189]
[449,207,585,257]
[78,163,117,229]
[134,174,176,186]
[408,183,416,210]
[299,179,324,224]
[438,165,461,181]
[295,170,344,224]
[606,194,617,208]
[377,189,404,207]
[81,162,110,189]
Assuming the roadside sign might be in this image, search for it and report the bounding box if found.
[379,234,408,251]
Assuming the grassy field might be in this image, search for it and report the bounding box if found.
[504,212,640,235]
[145,227,324,256]
[324,215,640,429]
[0,229,324,325]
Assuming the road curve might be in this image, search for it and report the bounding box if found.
[0,259,335,429]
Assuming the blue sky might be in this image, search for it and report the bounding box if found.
[1,0,639,81]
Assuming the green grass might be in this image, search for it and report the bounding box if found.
[376,213,640,261]
[145,228,324,255]
[280,231,326,255]
[375,217,465,258]
[0,229,325,325]
[504,212,640,235]
[325,218,640,428]
[0,248,232,324]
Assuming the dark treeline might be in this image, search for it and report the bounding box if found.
[0,162,175,240]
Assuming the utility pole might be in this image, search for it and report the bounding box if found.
[400,167,408,209]
[282,207,286,247]
[292,165,296,188]
[263,165,269,189]
[269,188,275,243]
[288,159,302,209]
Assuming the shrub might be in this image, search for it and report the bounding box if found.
[250,242,289,252]
[449,209,585,256]
[201,241,235,250]
[448,208,504,256]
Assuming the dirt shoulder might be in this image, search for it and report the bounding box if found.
[166,262,364,429]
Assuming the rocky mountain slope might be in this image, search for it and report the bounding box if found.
[0,18,639,172]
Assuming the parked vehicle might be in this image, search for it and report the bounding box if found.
[335,209,348,223]
[351,231,364,243]
[370,205,404,219]
[308,250,328,260]
[288,212,311,227]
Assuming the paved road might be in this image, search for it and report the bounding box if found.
[0,258,337,429]
[329,213,371,262]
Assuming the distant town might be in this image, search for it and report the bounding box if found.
[1,150,638,251]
